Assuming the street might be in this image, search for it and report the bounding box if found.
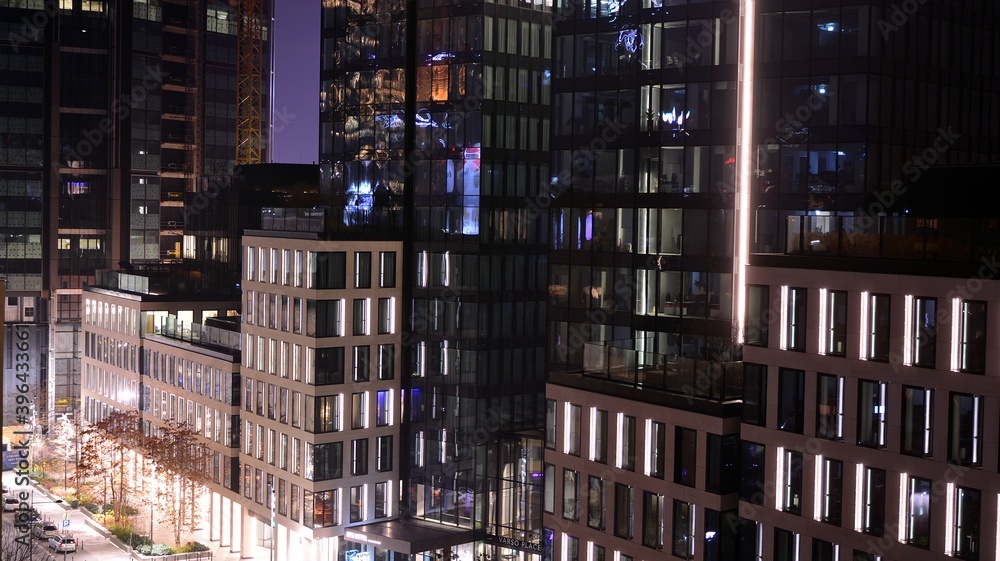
[2,471,132,561]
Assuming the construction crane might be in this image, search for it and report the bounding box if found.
[236,0,265,165]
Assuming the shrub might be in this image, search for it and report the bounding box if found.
[108,525,152,548]
[150,543,174,555]
[176,541,211,553]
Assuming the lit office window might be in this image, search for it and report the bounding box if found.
[817,457,842,525]
[563,469,578,521]
[904,475,932,548]
[781,286,807,351]
[587,476,604,530]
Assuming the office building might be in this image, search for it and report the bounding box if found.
[0,0,270,425]
[320,0,552,558]
[545,1,1000,561]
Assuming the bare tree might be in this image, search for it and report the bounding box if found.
[1,522,36,561]
[146,420,211,546]
[78,410,146,526]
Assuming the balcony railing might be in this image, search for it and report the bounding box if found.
[157,315,241,353]
[781,215,1000,262]
[582,341,742,402]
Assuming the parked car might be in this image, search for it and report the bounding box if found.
[32,521,58,539]
[48,534,77,553]
[3,496,19,511]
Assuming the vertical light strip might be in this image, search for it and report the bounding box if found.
[945,482,955,555]
[734,0,756,345]
[837,377,844,439]
[818,288,829,354]
[775,447,785,510]
[644,419,653,475]
[564,403,571,454]
[860,291,870,359]
[854,463,864,532]
[972,396,981,465]
[589,408,598,461]
[615,413,624,468]
[793,533,800,561]
[898,473,908,544]
[950,298,961,371]
[903,295,913,365]
[779,286,789,349]
[923,389,932,455]
[813,455,824,521]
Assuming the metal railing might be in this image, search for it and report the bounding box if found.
[583,340,742,402]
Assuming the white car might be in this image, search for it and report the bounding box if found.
[3,496,20,511]
[48,534,77,553]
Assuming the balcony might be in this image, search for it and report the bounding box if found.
[156,315,241,354]
[582,340,742,402]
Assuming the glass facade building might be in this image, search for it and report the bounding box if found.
[321,0,551,556]
[0,0,270,422]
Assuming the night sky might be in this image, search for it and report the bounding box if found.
[270,0,319,164]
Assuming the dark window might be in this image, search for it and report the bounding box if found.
[376,435,393,471]
[906,477,931,548]
[674,427,696,487]
[354,252,372,288]
[705,434,739,494]
[912,297,936,367]
[377,344,394,380]
[311,442,342,481]
[902,386,932,456]
[313,252,346,289]
[350,485,364,523]
[777,368,804,433]
[812,539,836,561]
[593,409,608,463]
[587,476,604,530]
[562,469,578,520]
[351,439,368,476]
[857,380,887,448]
[740,442,765,505]
[745,285,769,346]
[866,293,890,361]
[671,500,692,557]
[314,347,344,385]
[773,528,796,561]
[948,393,983,467]
[377,297,393,334]
[642,492,663,549]
[352,299,368,335]
[314,300,343,337]
[742,363,767,426]
[784,287,807,351]
[614,483,633,539]
[567,404,581,455]
[955,487,981,560]
[819,457,842,525]
[353,345,370,382]
[379,251,396,288]
[825,290,847,356]
[862,467,886,536]
[816,374,843,439]
[960,301,987,373]
[545,400,557,449]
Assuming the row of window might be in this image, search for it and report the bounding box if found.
[765,470,984,561]
[242,420,393,480]
[85,332,138,375]
[547,401,739,492]
[242,378,395,433]
[247,474,392,529]
[243,338,395,385]
[244,247,396,290]
[749,286,988,373]
[246,293,396,337]
[144,347,237,405]
[556,496,703,559]
[745,366,987,467]
[84,298,140,337]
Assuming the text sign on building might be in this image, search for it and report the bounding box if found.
[345,530,382,546]
[484,534,542,554]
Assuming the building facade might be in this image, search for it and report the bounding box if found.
[0,0,270,425]
[320,0,552,558]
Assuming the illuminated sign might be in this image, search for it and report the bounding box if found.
[484,534,542,554]
[345,531,382,546]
